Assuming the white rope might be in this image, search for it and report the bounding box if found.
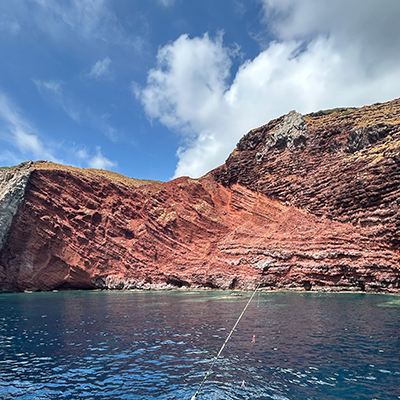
[190,283,261,399]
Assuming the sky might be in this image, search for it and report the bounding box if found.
[1,1,400,181]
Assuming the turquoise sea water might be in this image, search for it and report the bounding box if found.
[0,290,399,399]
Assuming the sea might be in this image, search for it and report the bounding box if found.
[0,290,399,400]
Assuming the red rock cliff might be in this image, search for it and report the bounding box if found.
[1,98,400,292]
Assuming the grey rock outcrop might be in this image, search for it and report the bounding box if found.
[0,164,32,253]
[256,110,308,161]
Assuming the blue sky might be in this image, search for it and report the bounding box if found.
[1,0,400,181]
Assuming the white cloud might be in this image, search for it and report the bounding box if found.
[76,148,89,160]
[30,0,118,41]
[0,16,20,35]
[14,129,47,156]
[34,79,81,122]
[0,91,57,161]
[88,112,119,142]
[139,33,231,132]
[137,2,400,178]
[34,79,119,141]
[156,0,175,7]
[136,33,236,178]
[77,145,116,169]
[0,150,19,165]
[259,0,400,70]
[0,90,116,171]
[0,1,149,56]
[25,0,146,52]
[88,57,112,80]
[37,80,62,93]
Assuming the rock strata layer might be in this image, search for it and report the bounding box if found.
[1,99,400,292]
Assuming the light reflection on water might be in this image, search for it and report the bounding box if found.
[0,290,399,399]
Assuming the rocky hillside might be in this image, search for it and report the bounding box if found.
[1,98,400,292]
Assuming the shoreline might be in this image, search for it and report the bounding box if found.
[0,287,398,296]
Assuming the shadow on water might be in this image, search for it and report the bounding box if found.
[0,290,399,399]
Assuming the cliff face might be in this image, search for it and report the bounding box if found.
[1,98,400,292]
[214,100,400,251]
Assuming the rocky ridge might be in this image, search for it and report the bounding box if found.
[1,98,400,292]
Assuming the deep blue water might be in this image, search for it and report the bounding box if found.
[0,290,399,400]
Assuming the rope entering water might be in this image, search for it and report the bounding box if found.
[190,283,261,400]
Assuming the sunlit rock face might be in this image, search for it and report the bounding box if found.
[1,98,400,293]
[0,163,32,254]
[215,99,400,252]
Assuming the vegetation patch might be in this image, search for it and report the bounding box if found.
[33,161,161,187]
[341,109,353,116]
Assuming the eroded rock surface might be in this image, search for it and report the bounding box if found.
[1,98,400,293]
[0,163,32,253]
[215,99,400,252]
[256,110,308,161]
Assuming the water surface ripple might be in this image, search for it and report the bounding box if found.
[0,291,399,399]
